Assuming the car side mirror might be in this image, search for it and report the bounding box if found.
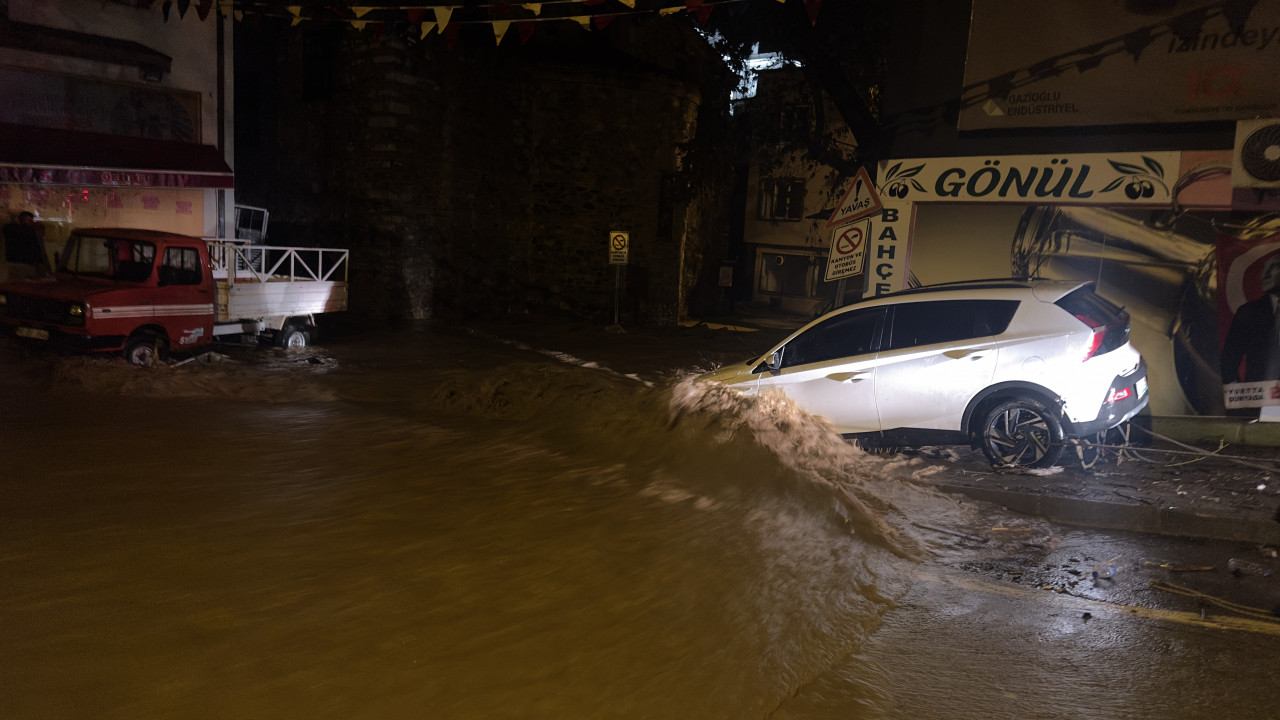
[766,350,782,373]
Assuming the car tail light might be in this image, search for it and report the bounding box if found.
[1076,314,1105,362]
[1107,387,1131,403]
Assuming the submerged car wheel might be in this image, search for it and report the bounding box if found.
[123,333,168,367]
[979,398,1064,469]
[275,323,310,349]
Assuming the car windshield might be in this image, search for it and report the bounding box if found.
[59,234,156,282]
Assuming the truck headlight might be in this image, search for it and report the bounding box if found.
[67,304,85,326]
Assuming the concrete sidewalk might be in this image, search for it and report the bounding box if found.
[888,443,1280,546]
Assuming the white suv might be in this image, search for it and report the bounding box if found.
[697,280,1148,468]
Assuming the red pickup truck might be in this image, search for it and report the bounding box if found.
[0,228,348,365]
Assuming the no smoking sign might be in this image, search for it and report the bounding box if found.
[824,220,870,281]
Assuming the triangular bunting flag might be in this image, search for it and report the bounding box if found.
[445,22,461,50]
[659,6,681,14]
[693,5,712,24]
[352,20,368,30]
[492,20,511,44]
[420,21,437,38]
[616,0,634,7]
[287,5,302,20]
[523,3,542,15]
[434,6,454,30]
[517,20,536,43]
[593,13,616,30]
[571,15,592,30]
[406,9,425,24]
[352,7,373,18]
[177,0,190,18]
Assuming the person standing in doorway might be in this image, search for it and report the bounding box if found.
[2,211,50,278]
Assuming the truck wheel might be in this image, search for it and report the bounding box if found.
[275,323,310,349]
[123,333,168,367]
[978,398,1064,469]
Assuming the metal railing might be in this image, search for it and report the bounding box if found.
[207,242,349,284]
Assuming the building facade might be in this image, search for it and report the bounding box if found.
[0,0,234,269]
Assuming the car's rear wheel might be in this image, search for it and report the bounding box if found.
[979,398,1064,468]
[274,322,310,349]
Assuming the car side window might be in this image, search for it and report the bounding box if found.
[885,300,1019,351]
[778,307,885,369]
[159,247,203,286]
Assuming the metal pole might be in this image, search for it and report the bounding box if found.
[613,264,621,326]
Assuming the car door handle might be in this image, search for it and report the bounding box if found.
[943,349,986,360]
[826,371,869,383]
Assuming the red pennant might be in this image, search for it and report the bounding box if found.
[593,13,616,30]
[406,8,426,24]
[803,0,822,25]
[517,20,536,44]
[692,5,713,24]
[195,0,213,20]
[445,22,461,50]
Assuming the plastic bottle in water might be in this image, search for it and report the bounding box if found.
[1091,557,1121,580]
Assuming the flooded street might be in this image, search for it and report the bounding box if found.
[3,324,1280,719]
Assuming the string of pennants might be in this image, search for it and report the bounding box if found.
[158,1,826,46]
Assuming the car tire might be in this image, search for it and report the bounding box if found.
[275,323,310,349]
[978,398,1065,469]
[123,333,167,367]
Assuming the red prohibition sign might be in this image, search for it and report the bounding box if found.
[835,226,864,255]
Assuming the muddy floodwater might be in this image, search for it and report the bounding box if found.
[3,323,1280,719]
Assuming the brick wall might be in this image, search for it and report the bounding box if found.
[236,21,734,326]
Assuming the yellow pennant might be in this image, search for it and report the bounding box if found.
[234,10,243,21]
[352,7,373,18]
[617,0,635,7]
[571,15,591,30]
[434,6,454,30]
[659,6,682,14]
[287,6,304,25]
[492,20,510,44]
[351,20,368,30]
[420,21,437,38]
[523,3,542,15]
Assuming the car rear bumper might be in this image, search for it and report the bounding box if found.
[1070,359,1149,436]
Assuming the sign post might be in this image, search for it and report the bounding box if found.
[824,219,871,309]
[608,231,629,331]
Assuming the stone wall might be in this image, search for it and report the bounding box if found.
[235,19,734,327]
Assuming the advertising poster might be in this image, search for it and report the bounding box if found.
[1216,234,1280,409]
